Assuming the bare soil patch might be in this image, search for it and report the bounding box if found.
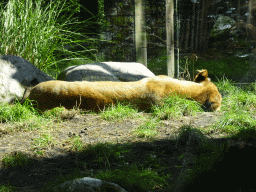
[0,111,255,191]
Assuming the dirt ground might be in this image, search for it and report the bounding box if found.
[0,111,255,192]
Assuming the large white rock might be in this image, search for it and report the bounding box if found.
[0,55,53,104]
[57,62,155,82]
[53,177,127,192]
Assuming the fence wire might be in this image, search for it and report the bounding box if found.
[102,0,167,75]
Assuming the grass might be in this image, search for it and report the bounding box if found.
[151,94,204,120]
[147,49,249,82]
[173,125,226,190]
[0,99,39,123]
[31,133,57,156]
[42,146,168,191]
[100,102,141,121]
[189,56,249,81]
[0,0,99,79]
[133,118,160,138]
[95,165,168,192]
[2,151,34,169]
[213,78,256,138]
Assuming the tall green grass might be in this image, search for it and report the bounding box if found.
[214,78,256,136]
[151,94,203,120]
[0,0,97,78]
[216,78,256,112]
[101,102,140,121]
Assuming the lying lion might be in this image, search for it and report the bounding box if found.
[20,69,222,112]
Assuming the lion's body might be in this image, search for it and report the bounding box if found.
[21,70,222,112]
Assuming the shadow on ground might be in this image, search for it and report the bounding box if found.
[183,145,256,192]
[1,135,256,192]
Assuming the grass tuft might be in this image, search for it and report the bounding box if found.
[2,151,33,169]
[101,102,140,121]
[31,133,56,156]
[134,118,160,138]
[0,100,39,123]
[151,94,203,120]
[214,111,256,134]
[95,164,167,192]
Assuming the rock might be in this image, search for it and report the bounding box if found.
[53,177,127,192]
[0,55,54,104]
[213,16,235,32]
[57,62,155,82]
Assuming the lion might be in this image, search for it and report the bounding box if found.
[20,69,222,112]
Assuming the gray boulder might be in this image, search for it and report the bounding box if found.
[0,55,54,104]
[57,62,155,82]
[53,177,127,192]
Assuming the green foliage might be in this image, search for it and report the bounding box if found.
[0,0,96,78]
[98,0,105,32]
[215,77,237,93]
[101,102,139,121]
[2,152,33,168]
[31,133,56,155]
[182,56,248,81]
[216,78,256,112]
[0,100,38,122]
[96,164,167,191]
[134,118,159,138]
[84,143,131,168]
[0,183,17,192]
[151,94,203,120]
[175,125,210,152]
[213,78,256,135]
[67,135,84,152]
[42,106,66,120]
[215,111,256,133]
[147,50,168,76]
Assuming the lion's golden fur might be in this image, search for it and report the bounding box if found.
[21,69,222,112]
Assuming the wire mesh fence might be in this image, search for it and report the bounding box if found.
[100,0,256,80]
[101,0,168,75]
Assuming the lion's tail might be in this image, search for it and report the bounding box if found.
[20,78,39,105]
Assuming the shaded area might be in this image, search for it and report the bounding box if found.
[183,145,256,192]
[1,135,255,191]
[0,139,181,192]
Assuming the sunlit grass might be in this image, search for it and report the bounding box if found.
[134,118,160,138]
[214,111,256,134]
[101,102,141,121]
[0,99,40,123]
[151,94,203,120]
[214,78,256,136]
[0,0,97,78]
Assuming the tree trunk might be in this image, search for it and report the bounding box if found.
[195,1,200,52]
[248,0,252,24]
[191,2,195,52]
[166,0,175,77]
[200,0,205,52]
[135,0,147,66]
[175,0,179,78]
[185,18,190,51]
